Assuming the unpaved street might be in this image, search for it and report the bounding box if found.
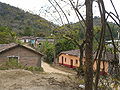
[0,62,80,90]
[0,69,81,90]
[41,61,72,75]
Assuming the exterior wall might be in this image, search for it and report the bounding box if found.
[0,46,41,67]
[30,40,35,44]
[26,39,30,43]
[93,60,109,72]
[59,54,84,68]
[59,54,109,72]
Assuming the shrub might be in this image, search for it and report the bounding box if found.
[0,59,43,72]
[25,66,34,71]
[0,65,9,70]
[25,66,44,72]
[5,59,23,69]
[34,67,44,72]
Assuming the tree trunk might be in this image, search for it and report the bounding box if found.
[94,0,106,89]
[85,0,93,90]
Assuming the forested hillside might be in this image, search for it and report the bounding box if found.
[70,16,119,40]
[0,2,55,37]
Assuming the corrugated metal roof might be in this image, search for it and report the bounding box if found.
[60,49,118,61]
[60,49,80,57]
[0,43,17,53]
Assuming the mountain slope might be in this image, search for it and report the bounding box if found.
[71,16,119,39]
[0,2,55,36]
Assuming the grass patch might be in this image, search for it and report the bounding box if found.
[25,66,44,72]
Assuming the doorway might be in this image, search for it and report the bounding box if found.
[70,59,73,68]
[62,56,64,65]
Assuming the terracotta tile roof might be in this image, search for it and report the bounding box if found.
[0,43,43,56]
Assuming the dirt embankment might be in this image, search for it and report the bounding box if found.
[0,69,83,90]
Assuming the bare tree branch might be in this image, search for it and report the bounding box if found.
[48,0,64,25]
[109,0,120,24]
[106,11,120,27]
[69,0,86,25]
[53,0,70,24]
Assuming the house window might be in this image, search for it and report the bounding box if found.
[65,58,66,62]
[8,56,19,63]
[76,60,78,64]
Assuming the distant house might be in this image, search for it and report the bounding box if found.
[0,43,43,67]
[19,36,54,47]
[19,36,36,44]
[59,49,116,73]
[59,50,81,68]
[36,37,54,44]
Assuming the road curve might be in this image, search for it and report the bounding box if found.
[41,61,72,75]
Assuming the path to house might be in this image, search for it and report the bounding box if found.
[41,61,72,75]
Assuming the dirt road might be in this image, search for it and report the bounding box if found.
[0,62,81,90]
[0,70,81,90]
[41,61,72,75]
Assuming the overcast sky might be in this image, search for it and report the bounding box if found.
[0,0,120,25]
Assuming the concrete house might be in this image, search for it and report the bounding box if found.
[59,49,115,73]
[0,43,43,67]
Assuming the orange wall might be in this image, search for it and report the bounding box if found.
[93,60,109,72]
[59,54,85,67]
[59,54,109,72]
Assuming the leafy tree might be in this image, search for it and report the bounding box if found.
[0,26,16,44]
[39,41,55,63]
[23,27,33,36]
[55,38,77,55]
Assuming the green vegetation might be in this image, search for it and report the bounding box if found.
[68,16,119,40]
[0,2,56,37]
[55,39,77,55]
[38,38,77,63]
[0,26,16,44]
[0,59,43,72]
[39,41,55,63]
[25,66,43,72]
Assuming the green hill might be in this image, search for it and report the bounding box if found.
[71,16,119,40]
[0,2,55,37]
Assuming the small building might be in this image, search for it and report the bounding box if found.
[18,36,54,48]
[0,43,43,67]
[59,50,81,68]
[59,49,114,73]
[36,37,54,44]
[19,36,36,44]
